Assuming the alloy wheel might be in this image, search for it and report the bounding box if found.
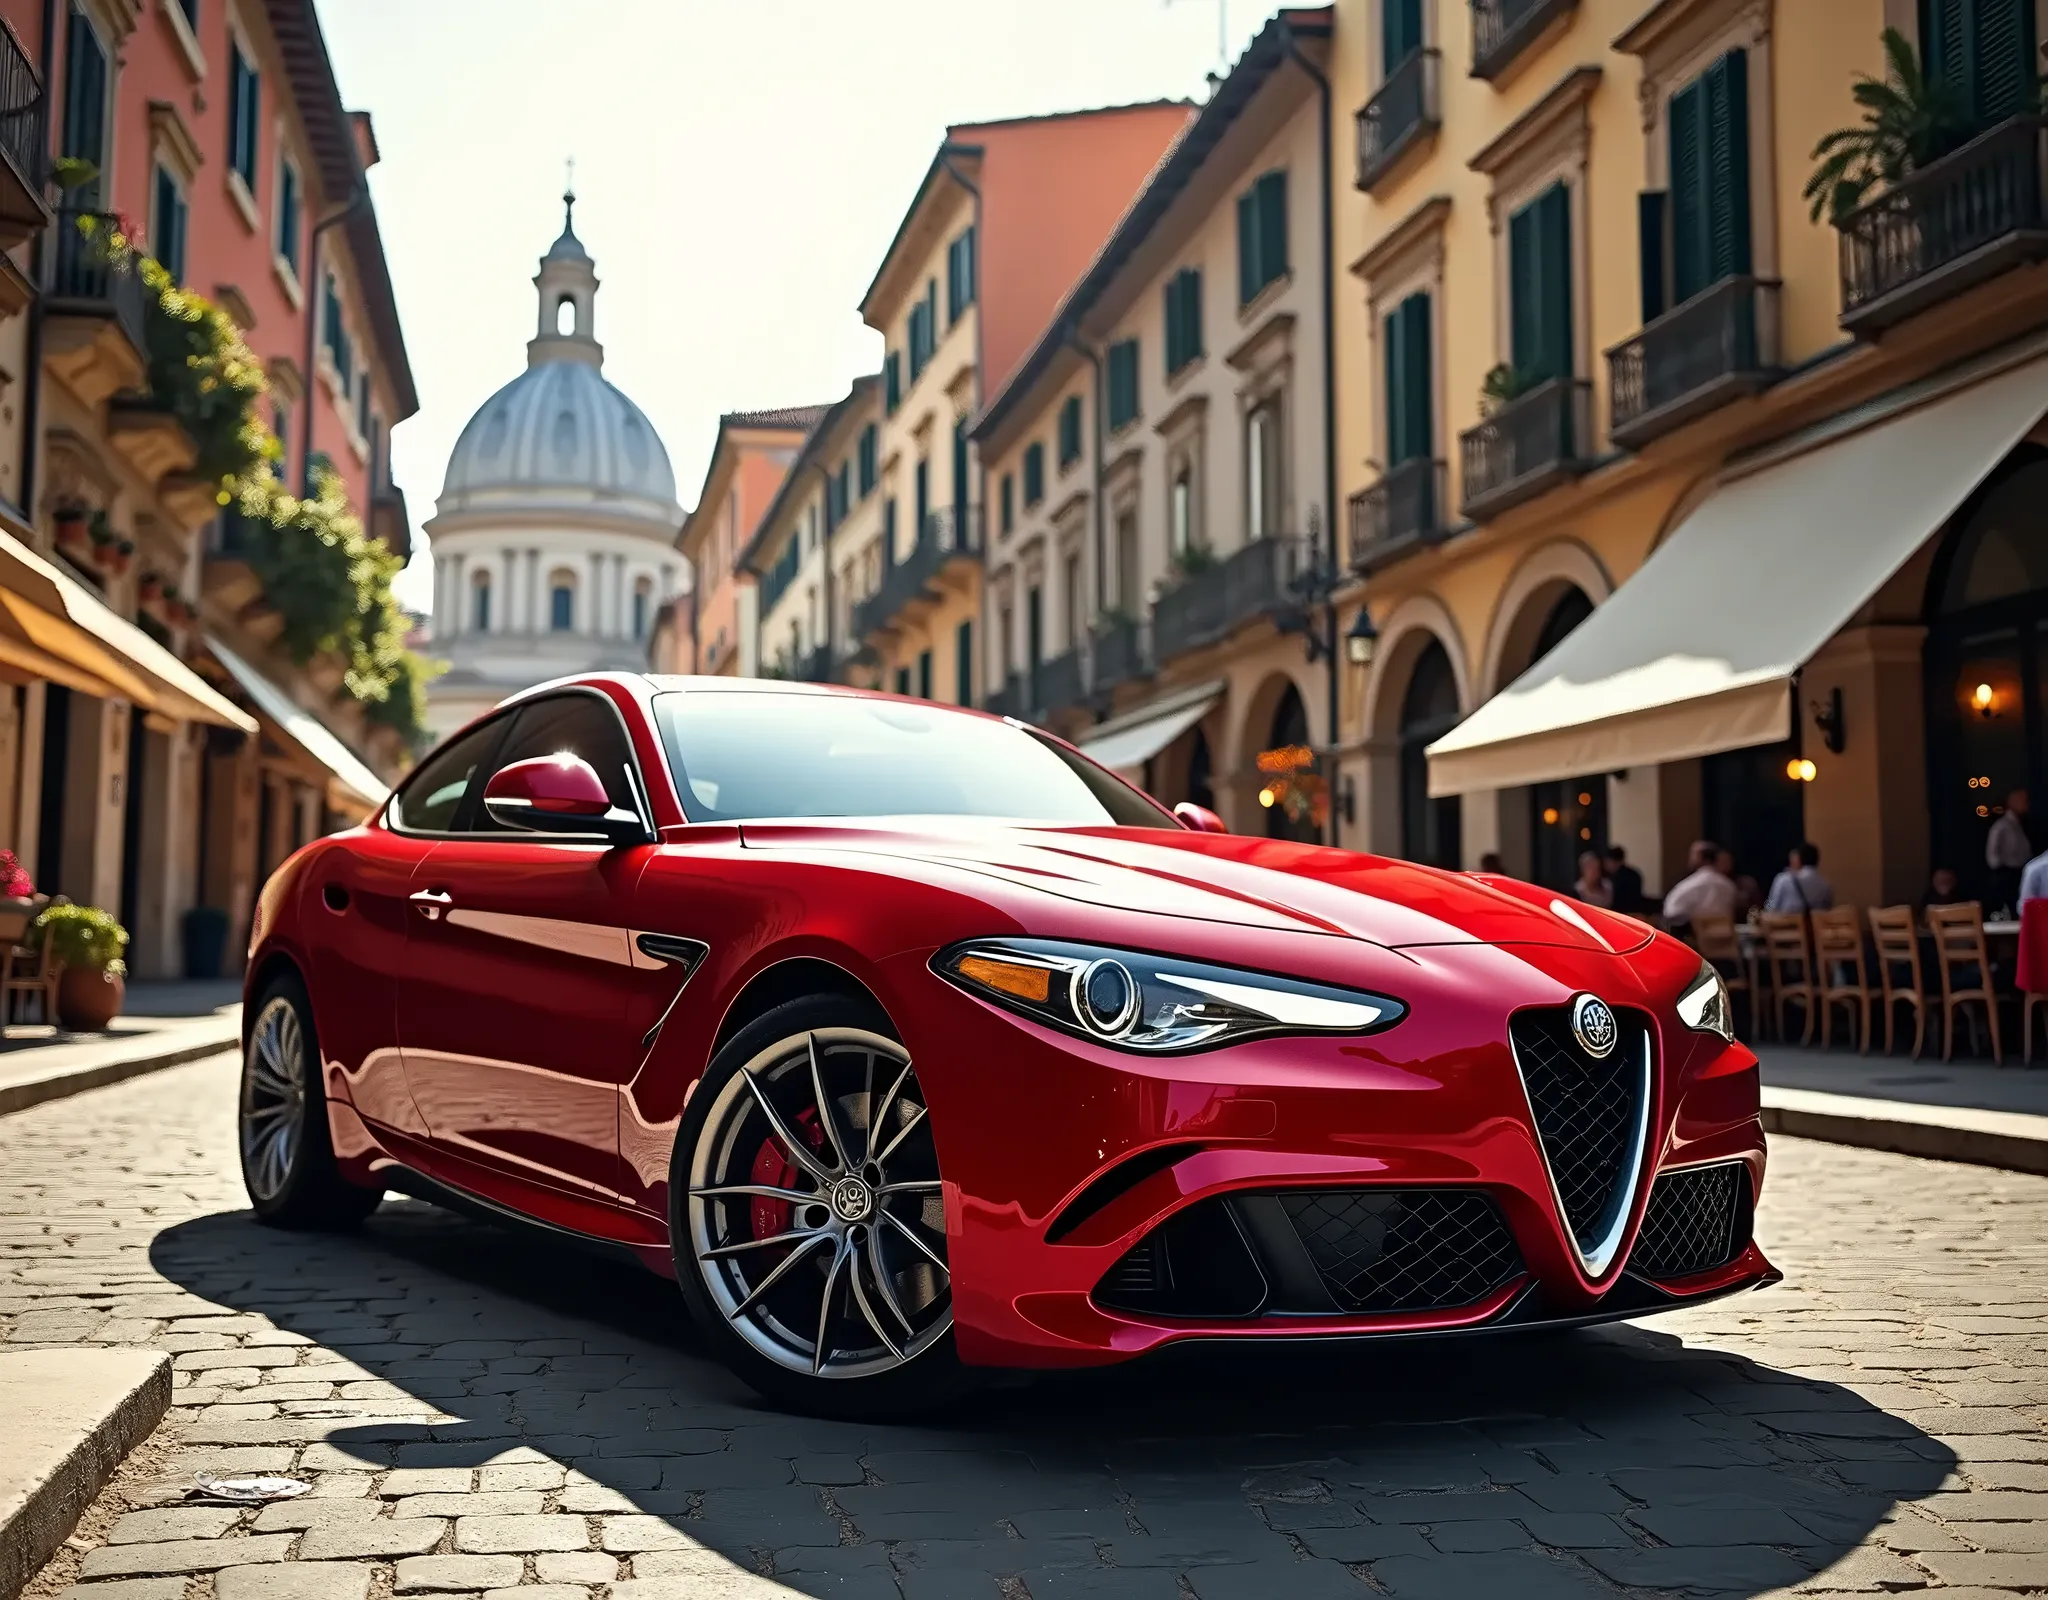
[687,1027,950,1379]
[241,995,307,1204]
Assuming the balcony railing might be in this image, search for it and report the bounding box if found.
[1091,615,1149,694]
[1606,276,1780,451]
[849,504,982,642]
[1459,378,1593,521]
[1034,646,1086,718]
[1470,0,1576,81]
[48,206,149,355]
[1154,535,1301,663]
[1356,48,1440,191]
[1350,457,1447,567]
[0,20,45,235]
[1836,114,2048,336]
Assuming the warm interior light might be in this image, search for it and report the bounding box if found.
[1542,807,1560,825]
[1786,758,1817,783]
[1973,682,1995,712]
[1258,786,1277,808]
[1579,827,1592,841]
[956,955,1052,1004]
[1577,792,1592,807]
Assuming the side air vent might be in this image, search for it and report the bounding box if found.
[1631,1161,1752,1279]
[1046,1143,1203,1243]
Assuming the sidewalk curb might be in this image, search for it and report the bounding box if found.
[1762,1085,2048,1177]
[0,1349,171,1599]
[0,1026,239,1118]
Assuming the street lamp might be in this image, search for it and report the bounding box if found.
[1345,606,1379,666]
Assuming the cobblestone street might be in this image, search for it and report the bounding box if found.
[3,1056,2046,1600]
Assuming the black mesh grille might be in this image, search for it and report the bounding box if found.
[1277,1189,1523,1313]
[1511,1007,1646,1254]
[1632,1162,1750,1279]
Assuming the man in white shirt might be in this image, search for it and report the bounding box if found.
[1765,842,1834,913]
[1987,789,2032,911]
[1662,840,1737,926]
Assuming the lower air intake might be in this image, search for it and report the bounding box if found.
[1278,1189,1523,1314]
[1631,1161,1752,1279]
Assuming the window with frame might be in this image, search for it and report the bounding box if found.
[60,10,108,205]
[1236,171,1288,306]
[276,157,302,276]
[1164,268,1203,375]
[1057,395,1083,469]
[323,275,353,392]
[471,573,492,633]
[1921,0,2036,128]
[1170,468,1193,554]
[955,619,973,706]
[1000,472,1015,534]
[1107,339,1141,430]
[356,370,372,443]
[1665,50,1751,309]
[884,352,902,414]
[946,225,977,321]
[1384,290,1433,466]
[227,41,260,191]
[1383,0,1424,73]
[1246,398,1282,543]
[857,423,878,497]
[1061,551,1083,650]
[1114,509,1139,609]
[153,166,188,284]
[1508,182,1572,384]
[1022,442,1045,507]
[550,580,575,632]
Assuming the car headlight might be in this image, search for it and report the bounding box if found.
[1676,958,1735,1042]
[934,938,1406,1053]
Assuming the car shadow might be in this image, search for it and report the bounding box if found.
[149,1199,1957,1598]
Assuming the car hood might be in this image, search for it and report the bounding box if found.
[734,819,1651,953]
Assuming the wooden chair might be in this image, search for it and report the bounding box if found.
[1868,905,1932,1059]
[1689,913,1753,1040]
[1,937,61,1027]
[1813,907,1875,1052]
[1927,902,2003,1064]
[1758,912,1818,1046]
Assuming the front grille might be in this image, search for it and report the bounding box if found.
[1510,1007,1648,1258]
[1632,1162,1751,1279]
[1278,1189,1522,1314]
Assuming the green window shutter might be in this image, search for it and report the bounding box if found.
[1667,78,1708,303]
[1638,190,1669,323]
[1542,184,1573,383]
[1384,0,1423,67]
[1404,293,1433,461]
[1184,269,1202,361]
[1508,201,1537,379]
[1703,50,1752,282]
[1236,191,1258,305]
[1973,0,2035,120]
[1384,304,1409,464]
[1511,181,1572,384]
[895,667,911,696]
[1258,173,1288,286]
[956,620,973,706]
[1162,277,1179,373]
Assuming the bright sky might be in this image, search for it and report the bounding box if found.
[319,0,1273,614]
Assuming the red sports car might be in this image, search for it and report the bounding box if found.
[241,672,1776,1414]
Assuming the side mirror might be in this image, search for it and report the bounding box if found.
[483,755,647,843]
[1174,802,1229,834]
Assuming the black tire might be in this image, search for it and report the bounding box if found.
[239,971,383,1230]
[670,993,976,1419]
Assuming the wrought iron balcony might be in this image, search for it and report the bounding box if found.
[48,207,149,350]
[1091,615,1149,695]
[1349,458,1447,568]
[1606,276,1780,451]
[1836,115,2048,337]
[1034,646,1086,719]
[1470,0,1576,81]
[1459,378,1593,521]
[0,21,45,245]
[848,505,982,643]
[1153,536,1301,663]
[1356,48,1440,191]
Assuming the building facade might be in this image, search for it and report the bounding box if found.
[0,0,416,979]
[739,375,881,685]
[425,201,683,740]
[1330,0,2048,910]
[974,12,1336,840]
[845,103,1197,706]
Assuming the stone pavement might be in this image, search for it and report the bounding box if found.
[3,1055,2047,1599]
[0,985,241,1117]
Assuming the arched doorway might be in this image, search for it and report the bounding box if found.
[1524,589,1605,889]
[1926,448,2048,901]
[1399,640,1462,867]
[1261,684,1321,842]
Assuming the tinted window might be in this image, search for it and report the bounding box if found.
[389,721,503,833]
[474,692,640,832]
[653,691,1172,828]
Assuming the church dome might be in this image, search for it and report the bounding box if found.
[442,361,676,504]
[437,193,678,513]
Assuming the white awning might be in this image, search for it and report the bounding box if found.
[207,637,388,812]
[1076,679,1224,774]
[0,526,255,731]
[1427,351,2048,796]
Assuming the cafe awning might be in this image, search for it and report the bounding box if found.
[1075,679,1224,774]
[207,637,388,812]
[1426,350,2048,796]
[0,526,254,731]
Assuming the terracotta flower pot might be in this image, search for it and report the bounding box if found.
[56,966,125,1032]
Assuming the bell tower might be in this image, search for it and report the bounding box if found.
[528,176,602,371]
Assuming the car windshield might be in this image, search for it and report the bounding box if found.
[652,690,1174,828]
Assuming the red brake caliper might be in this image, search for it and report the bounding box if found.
[749,1105,827,1244]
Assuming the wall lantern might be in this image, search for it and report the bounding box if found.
[1345,608,1380,666]
[1810,686,1845,754]
[1973,681,1997,718]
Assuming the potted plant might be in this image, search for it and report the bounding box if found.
[1804,29,1972,223]
[1172,544,1217,579]
[54,505,90,556]
[34,903,129,1031]
[1480,363,1534,417]
[0,849,34,951]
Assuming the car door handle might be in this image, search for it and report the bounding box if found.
[410,888,452,921]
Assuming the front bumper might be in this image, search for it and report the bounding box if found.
[882,938,1775,1369]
